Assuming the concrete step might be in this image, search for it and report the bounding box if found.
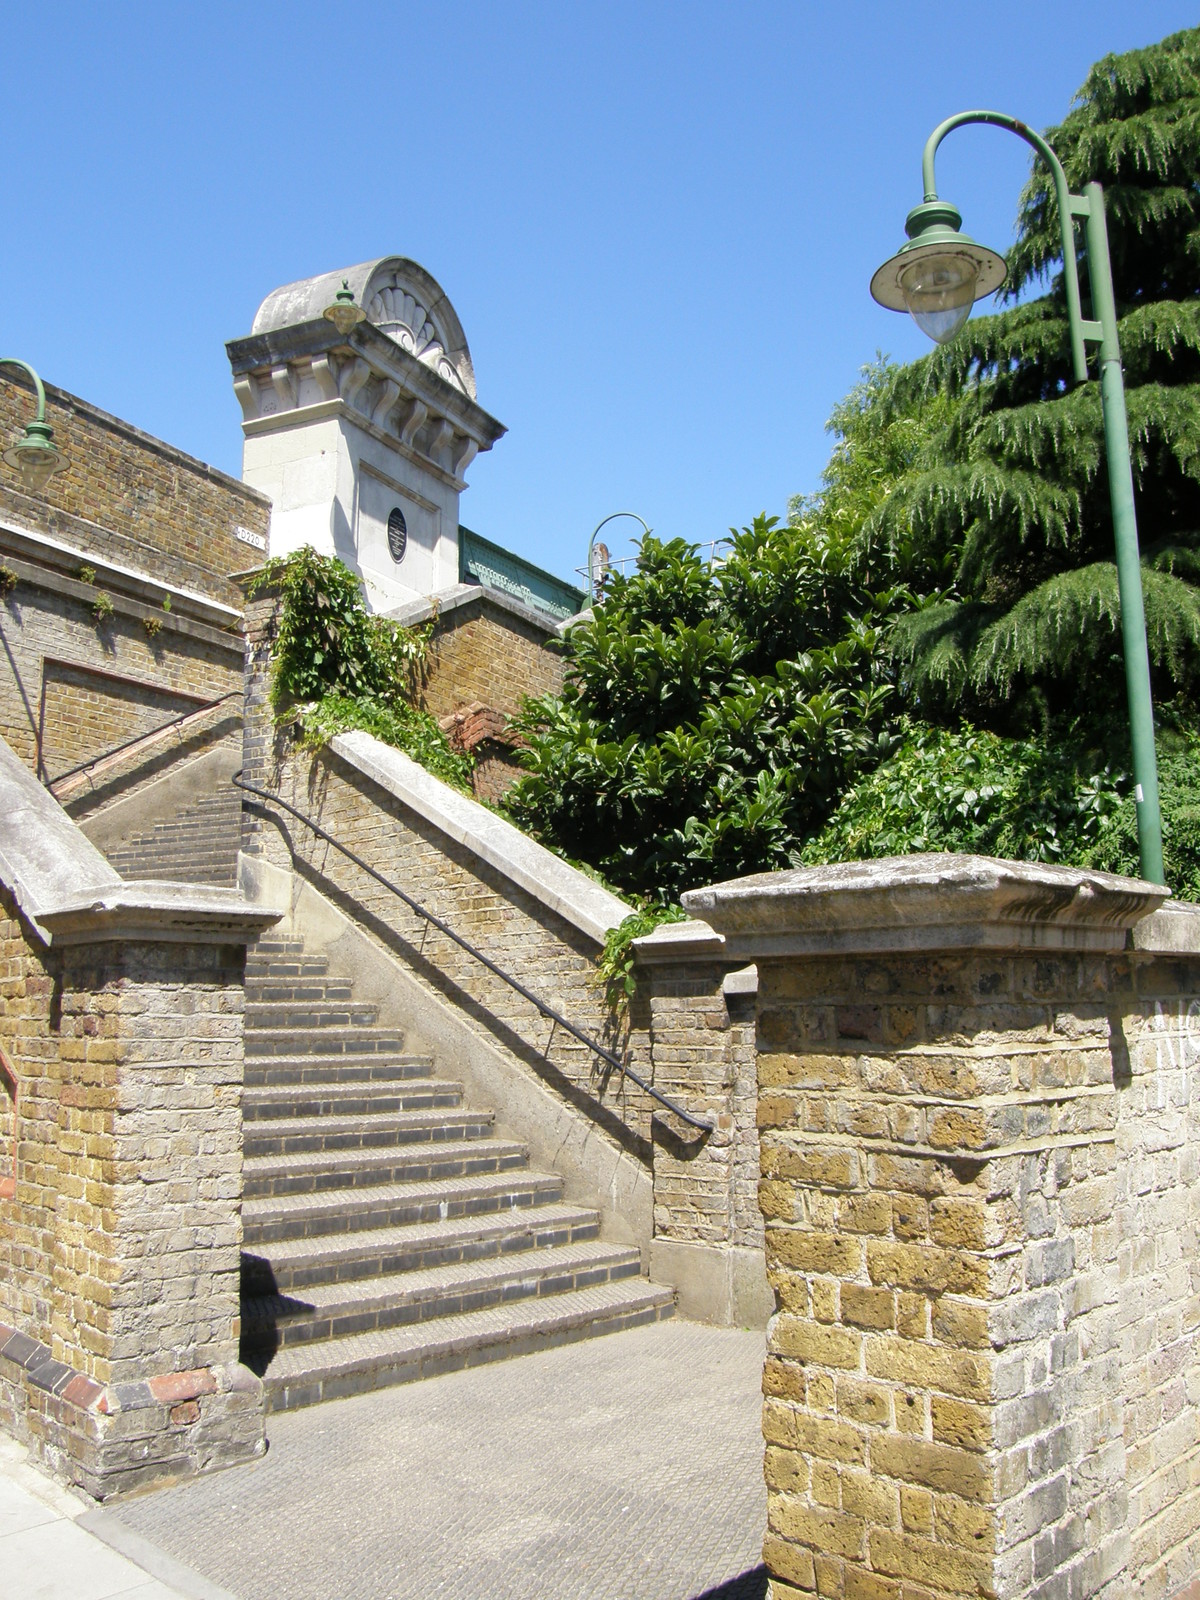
[246,977,355,1003]
[240,1202,602,1292]
[244,1001,381,1030]
[243,1079,465,1120]
[242,1169,566,1245]
[246,954,328,975]
[106,785,243,888]
[243,1107,494,1159]
[255,1280,676,1411]
[243,1136,531,1200]
[241,1241,644,1351]
[244,1054,436,1088]
[246,1025,407,1058]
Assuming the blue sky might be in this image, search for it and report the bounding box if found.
[3,3,1193,585]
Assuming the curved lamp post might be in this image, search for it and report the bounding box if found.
[0,359,66,494]
[586,511,651,603]
[871,110,1165,885]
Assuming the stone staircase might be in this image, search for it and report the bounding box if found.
[105,785,242,887]
[240,937,674,1410]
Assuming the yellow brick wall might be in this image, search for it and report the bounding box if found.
[0,582,243,780]
[0,372,269,608]
[751,944,1200,1600]
[421,605,566,721]
[0,890,247,1387]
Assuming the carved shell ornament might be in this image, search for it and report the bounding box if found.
[366,281,465,393]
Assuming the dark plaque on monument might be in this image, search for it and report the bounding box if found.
[387,507,408,563]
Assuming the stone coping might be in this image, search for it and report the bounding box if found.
[682,853,1170,957]
[385,581,563,639]
[0,734,277,946]
[0,732,120,925]
[0,519,244,629]
[329,730,632,945]
[1132,899,1200,952]
[632,918,728,964]
[37,883,279,946]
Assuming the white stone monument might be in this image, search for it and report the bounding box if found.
[226,257,506,611]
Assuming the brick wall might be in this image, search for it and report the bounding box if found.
[0,577,243,782]
[627,930,769,1324]
[689,860,1200,1600]
[242,593,649,1162]
[0,882,266,1495]
[0,371,269,608]
[636,960,755,1247]
[420,598,566,721]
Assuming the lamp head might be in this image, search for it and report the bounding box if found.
[870,199,1007,344]
[322,280,366,337]
[4,420,65,494]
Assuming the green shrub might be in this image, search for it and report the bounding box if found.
[295,693,474,793]
[597,905,689,1006]
[802,720,1200,900]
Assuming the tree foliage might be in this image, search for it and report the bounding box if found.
[504,28,1200,904]
[504,362,948,900]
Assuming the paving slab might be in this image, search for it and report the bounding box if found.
[109,1320,769,1600]
[0,1434,227,1600]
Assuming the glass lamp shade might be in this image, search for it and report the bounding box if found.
[3,423,64,494]
[323,281,366,337]
[870,204,1007,347]
[897,252,979,344]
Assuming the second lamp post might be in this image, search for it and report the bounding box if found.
[870,110,1165,886]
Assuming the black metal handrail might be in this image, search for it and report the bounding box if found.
[48,691,242,789]
[232,769,713,1133]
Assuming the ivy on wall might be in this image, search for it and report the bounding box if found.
[248,547,474,792]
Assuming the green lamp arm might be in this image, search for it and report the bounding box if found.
[0,358,49,424]
[920,110,1089,382]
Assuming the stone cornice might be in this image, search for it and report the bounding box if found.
[0,520,244,645]
[632,919,729,965]
[682,854,1169,958]
[226,319,505,487]
[36,883,279,946]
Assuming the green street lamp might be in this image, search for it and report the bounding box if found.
[323,280,366,337]
[871,110,1166,886]
[586,511,651,603]
[0,359,66,495]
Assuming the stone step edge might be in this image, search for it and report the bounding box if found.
[243,1136,530,1181]
[242,1167,563,1225]
[243,1079,464,1106]
[260,1280,676,1398]
[244,1107,485,1137]
[241,1201,600,1268]
[242,1240,642,1330]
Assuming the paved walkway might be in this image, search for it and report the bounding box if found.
[109,1321,768,1600]
[0,1432,231,1600]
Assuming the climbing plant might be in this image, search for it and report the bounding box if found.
[248,546,473,791]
